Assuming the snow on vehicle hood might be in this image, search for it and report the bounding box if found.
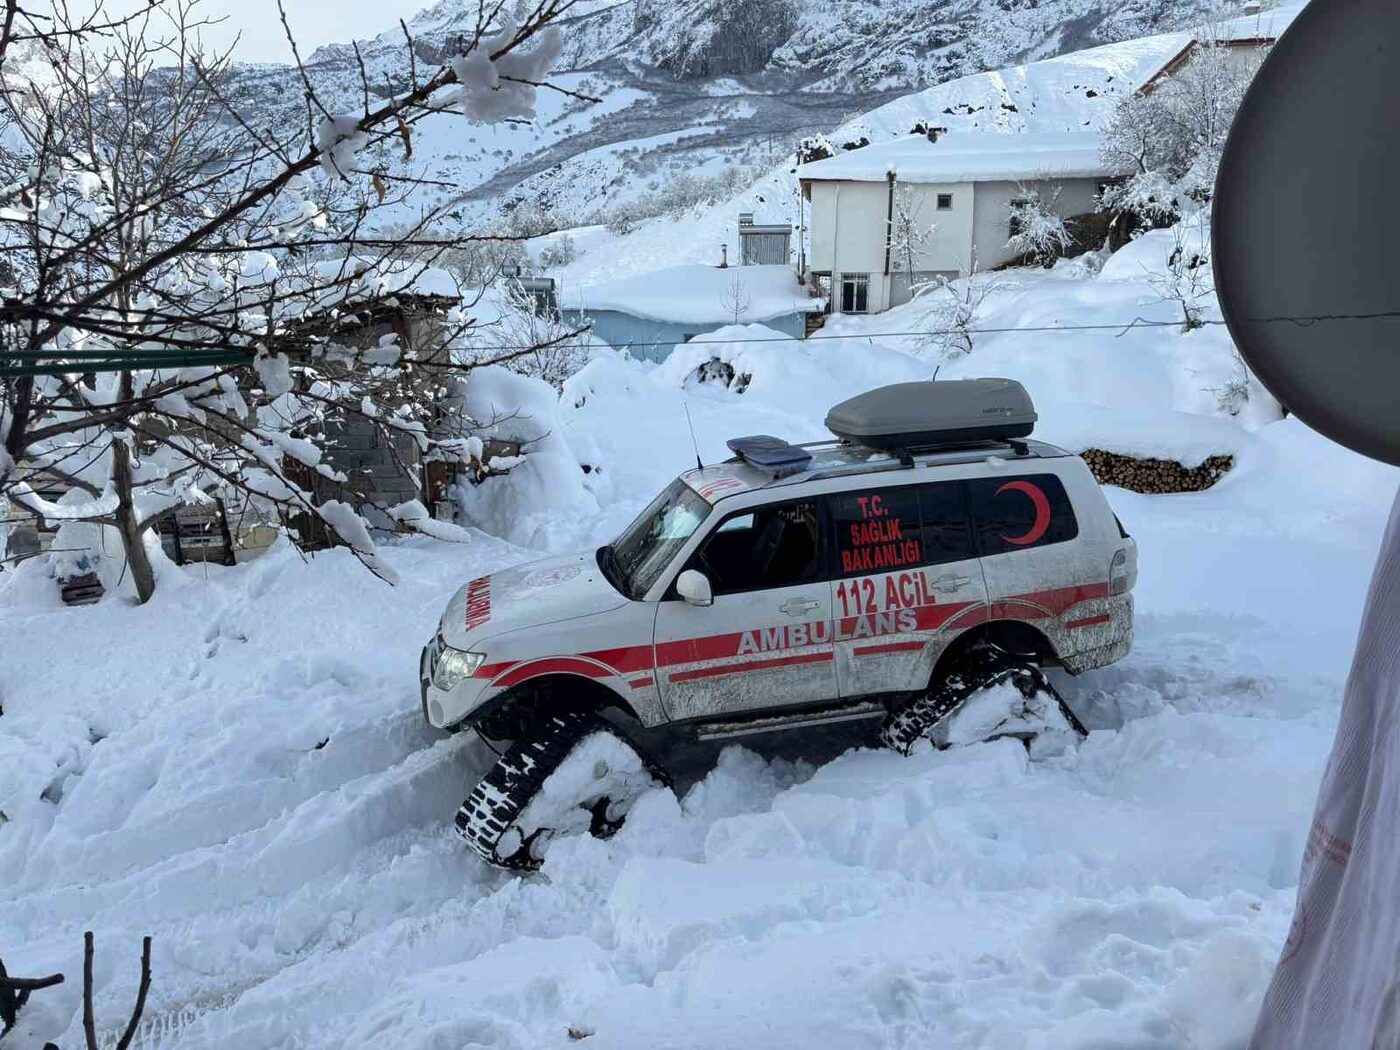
[438,549,628,650]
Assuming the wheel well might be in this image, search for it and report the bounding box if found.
[475,674,642,740]
[932,620,1058,684]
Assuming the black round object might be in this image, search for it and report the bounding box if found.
[1214,0,1400,465]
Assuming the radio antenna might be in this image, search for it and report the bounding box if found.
[683,401,704,471]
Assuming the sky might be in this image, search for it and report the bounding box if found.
[53,0,434,63]
[197,0,432,62]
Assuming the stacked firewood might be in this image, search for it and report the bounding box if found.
[1080,449,1235,494]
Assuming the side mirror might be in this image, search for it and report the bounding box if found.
[676,569,713,607]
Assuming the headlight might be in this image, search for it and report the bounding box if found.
[431,646,486,690]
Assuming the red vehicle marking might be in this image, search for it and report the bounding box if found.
[670,651,833,684]
[629,676,654,690]
[464,577,491,630]
[1066,614,1111,630]
[853,640,926,658]
[583,645,653,674]
[491,656,614,689]
[464,582,1114,690]
[995,481,1052,546]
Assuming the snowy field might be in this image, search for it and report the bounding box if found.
[2,293,1397,1047]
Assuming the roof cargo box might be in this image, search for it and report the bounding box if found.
[825,378,1036,450]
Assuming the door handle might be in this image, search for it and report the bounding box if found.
[780,597,822,616]
[931,574,973,593]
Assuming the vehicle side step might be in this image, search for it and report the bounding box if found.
[694,701,886,741]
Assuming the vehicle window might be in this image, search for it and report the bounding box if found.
[828,486,924,576]
[690,500,821,595]
[917,481,975,563]
[966,474,1078,555]
[611,479,712,599]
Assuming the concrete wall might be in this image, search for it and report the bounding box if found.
[971,178,1103,270]
[562,309,809,361]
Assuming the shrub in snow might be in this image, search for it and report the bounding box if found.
[916,270,999,358]
[1006,186,1074,267]
[537,234,576,268]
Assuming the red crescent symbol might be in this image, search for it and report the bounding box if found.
[996,481,1051,546]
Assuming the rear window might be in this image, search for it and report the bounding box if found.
[966,474,1078,555]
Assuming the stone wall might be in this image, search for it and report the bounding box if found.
[1080,448,1234,494]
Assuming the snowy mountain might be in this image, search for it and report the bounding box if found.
[211,0,1219,235]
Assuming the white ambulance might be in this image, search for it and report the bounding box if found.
[421,379,1136,869]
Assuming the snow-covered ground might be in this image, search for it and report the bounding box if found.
[0,1,1382,1041]
[2,298,1396,1047]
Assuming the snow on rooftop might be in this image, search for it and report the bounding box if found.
[795,131,1122,185]
[1207,0,1310,44]
[559,264,824,324]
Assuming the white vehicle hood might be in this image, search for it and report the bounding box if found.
[438,550,629,650]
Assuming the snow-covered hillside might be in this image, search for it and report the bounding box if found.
[208,0,1216,239]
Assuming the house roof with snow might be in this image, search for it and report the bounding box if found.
[1135,0,1310,91]
[795,131,1122,185]
[558,264,824,324]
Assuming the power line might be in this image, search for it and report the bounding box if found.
[7,309,1400,378]
[433,309,1400,358]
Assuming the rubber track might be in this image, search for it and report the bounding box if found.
[456,711,668,871]
[881,660,1087,755]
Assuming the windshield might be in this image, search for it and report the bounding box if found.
[609,478,711,599]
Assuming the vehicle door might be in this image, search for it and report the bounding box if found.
[653,497,837,721]
[966,472,1099,645]
[829,480,989,697]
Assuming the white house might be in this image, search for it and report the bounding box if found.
[796,131,1123,315]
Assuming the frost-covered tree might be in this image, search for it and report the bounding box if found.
[720,272,751,324]
[0,0,577,602]
[1148,211,1214,333]
[1006,185,1073,266]
[1100,36,1265,222]
[917,265,997,359]
[889,186,934,280]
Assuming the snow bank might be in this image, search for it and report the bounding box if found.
[456,365,601,549]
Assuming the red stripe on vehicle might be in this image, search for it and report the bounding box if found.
[1067,614,1111,630]
[583,645,654,674]
[669,651,833,684]
[853,640,926,658]
[473,660,515,679]
[629,677,654,690]
[490,656,614,689]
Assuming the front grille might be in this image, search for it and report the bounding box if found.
[425,630,446,682]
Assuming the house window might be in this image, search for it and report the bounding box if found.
[936,193,954,211]
[839,274,870,313]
